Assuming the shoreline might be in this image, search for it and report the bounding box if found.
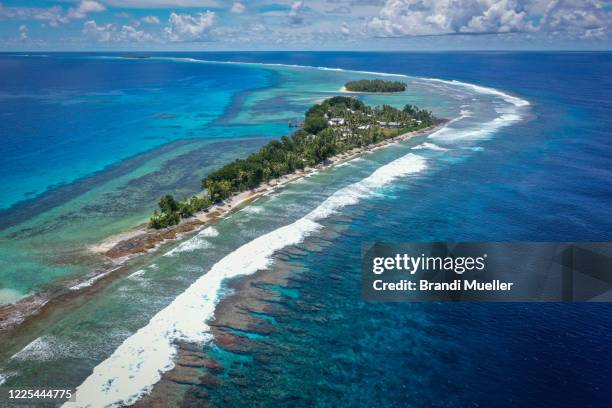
[0,122,443,346]
[89,122,443,263]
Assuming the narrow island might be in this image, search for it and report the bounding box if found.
[0,95,444,337]
[344,79,407,93]
[149,96,436,229]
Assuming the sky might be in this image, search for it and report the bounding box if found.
[1,0,612,51]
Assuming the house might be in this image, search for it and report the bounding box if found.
[328,117,345,126]
[377,121,401,128]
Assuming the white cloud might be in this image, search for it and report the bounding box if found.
[142,15,160,24]
[66,0,105,20]
[19,24,28,40]
[0,1,104,26]
[231,2,246,14]
[118,24,154,41]
[82,20,114,42]
[367,0,534,36]
[542,0,610,39]
[461,0,535,33]
[0,3,63,24]
[101,0,220,8]
[289,0,305,25]
[164,11,216,41]
[251,23,266,33]
[367,0,611,40]
[341,21,350,34]
[82,19,153,42]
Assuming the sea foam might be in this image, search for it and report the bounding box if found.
[69,267,120,291]
[12,336,82,362]
[65,153,427,408]
[422,80,528,143]
[419,77,529,108]
[163,227,219,257]
[413,142,449,152]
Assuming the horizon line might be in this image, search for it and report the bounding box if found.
[2,49,612,53]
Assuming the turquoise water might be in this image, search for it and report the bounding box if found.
[0,55,452,304]
[0,56,272,210]
[0,56,270,303]
[0,53,610,407]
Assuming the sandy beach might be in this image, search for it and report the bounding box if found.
[90,122,442,262]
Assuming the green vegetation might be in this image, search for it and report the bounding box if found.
[149,194,212,229]
[149,96,436,229]
[345,79,407,93]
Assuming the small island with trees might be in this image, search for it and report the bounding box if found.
[344,79,407,93]
[149,96,437,229]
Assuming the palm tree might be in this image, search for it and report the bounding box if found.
[236,169,248,190]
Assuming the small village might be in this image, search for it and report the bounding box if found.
[316,96,432,146]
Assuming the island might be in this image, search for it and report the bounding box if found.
[344,79,407,93]
[150,96,436,229]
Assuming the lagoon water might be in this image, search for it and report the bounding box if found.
[0,52,611,407]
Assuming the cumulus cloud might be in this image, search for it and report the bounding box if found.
[102,0,220,7]
[461,0,535,33]
[289,0,306,25]
[141,15,160,24]
[541,0,609,39]
[0,4,61,24]
[4,0,611,47]
[367,0,610,40]
[82,19,153,42]
[0,0,105,26]
[231,2,246,14]
[66,0,105,20]
[119,24,154,41]
[19,24,28,40]
[164,11,216,41]
[82,20,114,42]
[367,0,534,36]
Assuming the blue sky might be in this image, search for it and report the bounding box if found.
[1,0,612,50]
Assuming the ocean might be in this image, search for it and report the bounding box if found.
[0,52,611,407]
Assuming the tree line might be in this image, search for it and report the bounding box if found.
[150,96,436,229]
[345,79,407,93]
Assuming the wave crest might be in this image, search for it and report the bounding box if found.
[66,153,426,407]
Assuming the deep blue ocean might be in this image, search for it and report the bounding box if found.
[193,52,612,407]
[1,52,611,407]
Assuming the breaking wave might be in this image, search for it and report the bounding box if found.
[413,142,449,152]
[163,227,219,257]
[66,153,427,407]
